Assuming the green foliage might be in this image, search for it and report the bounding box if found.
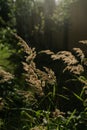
[0,0,16,27]
[0,28,16,72]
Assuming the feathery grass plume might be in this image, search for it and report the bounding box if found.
[79,40,87,45]
[0,67,13,83]
[36,67,56,86]
[51,51,84,75]
[13,33,36,62]
[72,48,85,63]
[43,67,56,85]
[22,62,44,96]
[51,51,78,66]
[39,50,54,55]
[63,64,84,75]
[52,108,65,118]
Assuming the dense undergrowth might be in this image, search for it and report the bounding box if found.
[0,28,87,130]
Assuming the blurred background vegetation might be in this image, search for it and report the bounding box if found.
[0,0,87,130]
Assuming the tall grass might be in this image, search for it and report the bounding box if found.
[0,30,87,129]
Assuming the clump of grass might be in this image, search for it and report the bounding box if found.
[0,31,87,129]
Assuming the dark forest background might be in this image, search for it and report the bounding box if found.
[0,0,81,51]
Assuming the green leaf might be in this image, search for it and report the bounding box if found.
[58,94,70,100]
[66,109,76,125]
[73,92,83,102]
